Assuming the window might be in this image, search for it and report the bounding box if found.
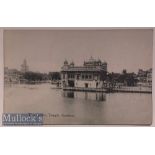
[89,75,92,79]
[77,74,80,80]
[82,75,84,79]
[63,74,65,79]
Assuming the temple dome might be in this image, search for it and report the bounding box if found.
[64,59,68,65]
[70,61,74,66]
[88,56,96,62]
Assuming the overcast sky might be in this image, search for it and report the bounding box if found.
[4,29,153,73]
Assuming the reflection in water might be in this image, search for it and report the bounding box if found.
[63,91,106,101]
[85,92,88,100]
[95,93,106,101]
[66,91,74,98]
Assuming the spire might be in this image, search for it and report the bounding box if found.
[21,59,29,73]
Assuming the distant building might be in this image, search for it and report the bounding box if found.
[137,68,152,87]
[61,57,107,88]
[4,67,22,84]
[146,68,152,86]
[21,59,29,73]
[137,69,147,82]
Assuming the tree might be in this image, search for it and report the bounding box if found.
[48,72,61,81]
[23,72,43,81]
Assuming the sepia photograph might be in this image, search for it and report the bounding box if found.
[3,29,153,125]
[1,1,155,155]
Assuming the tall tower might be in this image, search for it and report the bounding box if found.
[21,59,29,73]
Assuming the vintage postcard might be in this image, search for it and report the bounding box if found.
[2,28,153,125]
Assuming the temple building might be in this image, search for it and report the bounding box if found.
[61,57,107,88]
